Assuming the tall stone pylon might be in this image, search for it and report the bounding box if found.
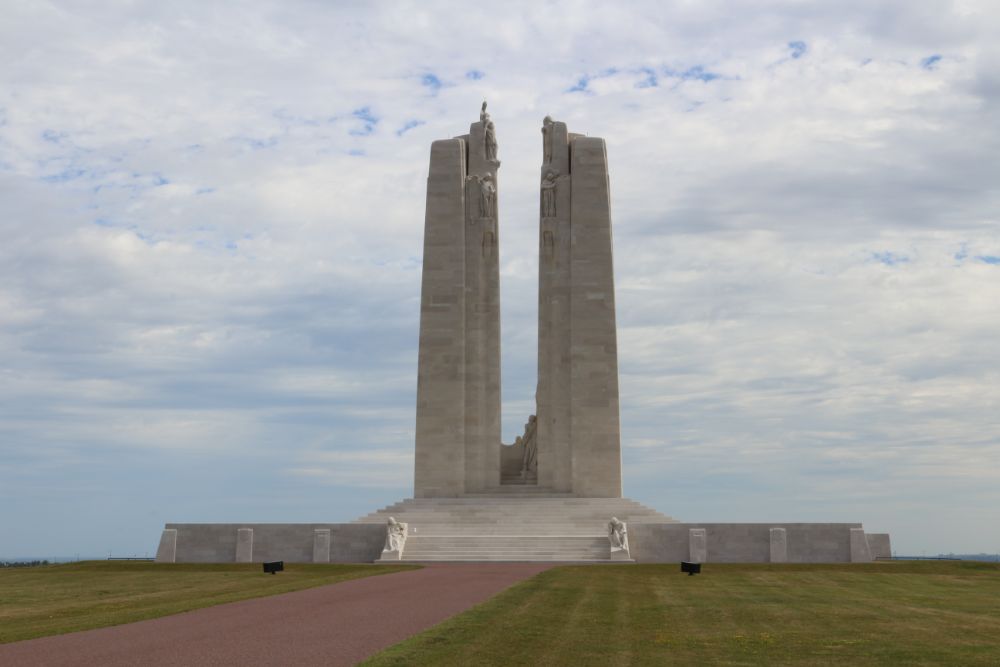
[414,103,501,497]
[536,118,622,497]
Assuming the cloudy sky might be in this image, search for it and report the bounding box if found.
[2,0,998,558]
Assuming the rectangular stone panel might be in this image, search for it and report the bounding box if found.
[689,528,707,563]
[769,527,788,563]
[313,529,331,563]
[235,528,253,563]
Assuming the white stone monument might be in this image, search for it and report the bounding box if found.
[414,108,621,497]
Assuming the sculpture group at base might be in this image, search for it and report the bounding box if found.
[379,517,408,561]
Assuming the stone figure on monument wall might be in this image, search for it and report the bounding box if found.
[542,115,554,163]
[485,121,498,162]
[608,517,629,552]
[477,174,497,218]
[383,517,408,553]
[480,100,490,124]
[541,171,558,218]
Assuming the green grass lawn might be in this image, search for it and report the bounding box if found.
[0,560,417,644]
[364,561,1000,666]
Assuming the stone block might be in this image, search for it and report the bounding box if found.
[866,533,892,560]
[769,527,788,563]
[850,528,872,562]
[155,528,177,563]
[313,529,331,563]
[689,528,707,563]
[236,528,254,563]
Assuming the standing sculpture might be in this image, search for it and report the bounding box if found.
[485,121,498,162]
[477,174,497,218]
[541,170,558,218]
[541,115,554,163]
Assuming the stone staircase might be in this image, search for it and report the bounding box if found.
[353,493,677,562]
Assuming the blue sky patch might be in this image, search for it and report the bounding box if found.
[921,54,942,70]
[567,68,619,94]
[977,255,1000,265]
[676,65,720,82]
[421,73,443,92]
[42,168,86,183]
[348,149,365,156]
[350,107,379,136]
[396,119,425,136]
[872,251,909,266]
[466,70,484,80]
[635,67,658,88]
[789,41,807,59]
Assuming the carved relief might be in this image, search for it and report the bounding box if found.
[542,230,555,260]
[541,170,558,218]
[482,230,495,259]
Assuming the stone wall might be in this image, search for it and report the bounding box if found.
[629,523,876,563]
[157,523,384,564]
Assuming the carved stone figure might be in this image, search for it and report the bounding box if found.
[520,414,537,477]
[485,121,498,162]
[478,174,497,218]
[383,517,408,554]
[480,100,490,124]
[608,517,629,552]
[541,171,558,218]
[542,115,554,163]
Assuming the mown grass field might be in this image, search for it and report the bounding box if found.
[364,561,1000,666]
[0,560,417,644]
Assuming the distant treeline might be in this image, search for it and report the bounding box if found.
[939,554,1000,562]
[1,560,51,568]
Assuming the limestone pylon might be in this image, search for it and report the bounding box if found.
[413,105,501,497]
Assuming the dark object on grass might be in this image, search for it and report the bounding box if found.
[681,561,701,576]
[263,561,284,575]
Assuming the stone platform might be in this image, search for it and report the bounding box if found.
[353,494,676,562]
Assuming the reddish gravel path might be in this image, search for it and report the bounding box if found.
[0,563,552,666]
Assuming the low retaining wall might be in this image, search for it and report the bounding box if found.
[629,523,891,563]
[156,523,384,564]
[155,522,891,564]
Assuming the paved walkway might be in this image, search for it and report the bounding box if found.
[0,563,552,666]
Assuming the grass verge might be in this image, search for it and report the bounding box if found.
[364,561,1000,666]
[0,560,418,644]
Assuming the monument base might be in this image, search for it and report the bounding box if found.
[154,496,890,564]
